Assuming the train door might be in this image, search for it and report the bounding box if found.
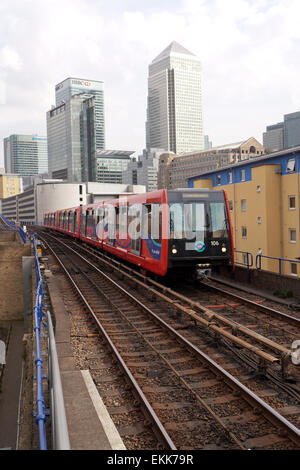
[129,203,142,256]
[107,205,116,246]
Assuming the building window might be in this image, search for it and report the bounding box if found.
[257,217,262,224]
[289,228,296,243]
[291,263,298,276]
[228,200,233,211]
[257,185,261,193]
[289,195,296,210]
[228,172,232,184]
[287,158,295,173]
[217,175,221,185]
[242,226,247,238]
[240,169,246,181]
[241,199,246,212]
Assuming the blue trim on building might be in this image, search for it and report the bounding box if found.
[188,150,300,188]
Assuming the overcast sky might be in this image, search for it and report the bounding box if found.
[1,0,300,167]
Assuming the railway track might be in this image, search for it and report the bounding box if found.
[41,232,300,375]
[39,231,300,450]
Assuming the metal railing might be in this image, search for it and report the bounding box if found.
[32,234,47,450]
[0,215,27,243]
[47,311,70,450]
[234,249,254,283]
[31,234,70,450]
[256,253,300,276]
[234,249,300,280]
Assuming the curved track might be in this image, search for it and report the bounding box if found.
[40,231,300,450]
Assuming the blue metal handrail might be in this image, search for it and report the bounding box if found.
[234,249,253,283]
[31,234,47,450]
[256,253,300,275]
[0,215,27,243]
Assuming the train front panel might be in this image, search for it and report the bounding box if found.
[166,189,234,276]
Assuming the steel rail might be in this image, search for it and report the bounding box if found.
[62,234,300,398]
[48,235,290,365]
[41,236,177,450]
[200,278,300,328]
[41,233,300,448]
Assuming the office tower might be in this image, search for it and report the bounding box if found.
[146,41,204,154]
[3,134,48,176]
[123,148,164,191]
[96,150,134,184]
[55,77,105,150]
[263,123,284,152]
[47,93,96,182]
[204,135,212,150]
[283,111,300,149]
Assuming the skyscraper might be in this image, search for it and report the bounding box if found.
[4,134,48,176]
[55,77,105,150]
[146,41,204,154]
[263,110,300,152]
[47,93,96,182]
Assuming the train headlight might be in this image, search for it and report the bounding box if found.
[171,245,178,255]
[221,246,227,253]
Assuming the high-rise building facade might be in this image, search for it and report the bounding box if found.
[123,148,164,191]
[55,77,105,150]
[47,93,96,182]
[146,41,204,154]
[263,111,300,152]
[3,134,48,176]
[284,111,300,149]
[263,123,284,152]
[96,150,134,184]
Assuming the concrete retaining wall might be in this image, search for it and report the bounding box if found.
[0,232,31,320]
[219,265,300,301]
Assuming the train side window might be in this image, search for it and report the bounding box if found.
[142,204,151,239]
[74,211,77,232]
[115,207,120,235]
[80,210,86,236]
[107,206,116,245]
[151,204,162,243]
[210,203,228,238]
[129,204,141,254]
[119,204,128,240]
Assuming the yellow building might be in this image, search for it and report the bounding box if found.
[0,174,23,199]
[188,146,300,278]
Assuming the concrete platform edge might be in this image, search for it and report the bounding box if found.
[81,370,126,450]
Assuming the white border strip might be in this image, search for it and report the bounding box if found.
[81,370,126,450]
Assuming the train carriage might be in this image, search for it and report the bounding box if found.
[44,188,234,278]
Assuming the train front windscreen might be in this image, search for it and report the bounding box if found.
[167,190,232,269]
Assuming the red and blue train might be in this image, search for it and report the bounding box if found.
[44,188,234,278]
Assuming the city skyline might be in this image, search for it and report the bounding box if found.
[1,0,300,167]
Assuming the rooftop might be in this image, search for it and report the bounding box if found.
[189,145,300,180]
[152,41,196,64]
